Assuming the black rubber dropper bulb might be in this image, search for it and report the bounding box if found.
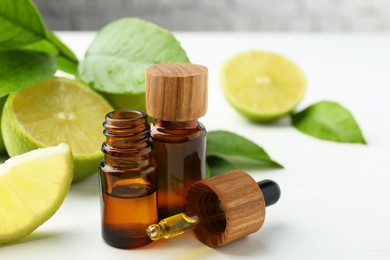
[257,180,281,207]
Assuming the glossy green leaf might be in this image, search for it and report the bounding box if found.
[207,130,283,168]
[0,39,58,55]
[46,32,78,75]
[205,163,211,179]
[292,101,366,144]
[79,18,189,94]
[0,0,46,48]
[206,156,237,178]
[20,40,58,55]
[56,56,78,75]
[0,51,57,97]
[46,31,78,63]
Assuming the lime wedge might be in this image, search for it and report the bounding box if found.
[221,51,306,121]
[0,143,73,244]
[1,78,113,181]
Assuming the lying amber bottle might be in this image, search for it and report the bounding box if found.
[146,171,281,248]
[99,110,157,249]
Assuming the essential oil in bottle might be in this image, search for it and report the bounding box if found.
[146,62,208,219]
[99,110,158,249]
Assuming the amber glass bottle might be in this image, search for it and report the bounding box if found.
[99,110,157,249]
[146,174,281,247]
[146,63,208,219]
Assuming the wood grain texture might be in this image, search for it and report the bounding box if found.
[146,63,208,121]
[185,170,266,248]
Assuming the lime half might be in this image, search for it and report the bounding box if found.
[0,143,73,244]
[1,78,113,181]
[221,51,306,121]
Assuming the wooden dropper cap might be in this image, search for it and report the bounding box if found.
[145,63,208,121]
[185,170,279,248]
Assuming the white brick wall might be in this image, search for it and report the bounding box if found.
[34,0,390,31]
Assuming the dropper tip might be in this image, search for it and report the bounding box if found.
[146,224,163,241]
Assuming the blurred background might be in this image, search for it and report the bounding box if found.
[34,0,390,31]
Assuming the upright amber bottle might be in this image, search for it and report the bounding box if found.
[99,110,158,249]
[146,63,208,219]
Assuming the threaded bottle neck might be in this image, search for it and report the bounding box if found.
[154,119,198,129]
[102,110,152,168]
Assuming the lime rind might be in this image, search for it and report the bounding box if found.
[0,144,73,244]
[2,93,97,182]
[101,92,146,110]
[221,51,306,121]
[2,96,41,155]
[0,95,8,154]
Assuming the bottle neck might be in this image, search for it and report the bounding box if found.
[153,119,198,129]
[102,110,152,167]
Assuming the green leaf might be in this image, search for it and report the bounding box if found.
[56,56,78,75]
[292,101,366,144]
[206,156,237,178]
[0,0,47,48]
[46,32,78,75]
[79,18,189,94]
[205,163,211,179]
[0,39,58,55]
[207,130,283,168]
[19,40,58,55]
[46,31,78,63]
[0,51,57,97]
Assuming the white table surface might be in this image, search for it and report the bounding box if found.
[1,32,390,259]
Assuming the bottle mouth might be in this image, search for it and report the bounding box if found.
[104,110,148,129]
[106,110,145,121]
[103,109,150,141]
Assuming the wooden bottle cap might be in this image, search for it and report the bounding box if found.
[145,63,208,121]
[185,170,266,248]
